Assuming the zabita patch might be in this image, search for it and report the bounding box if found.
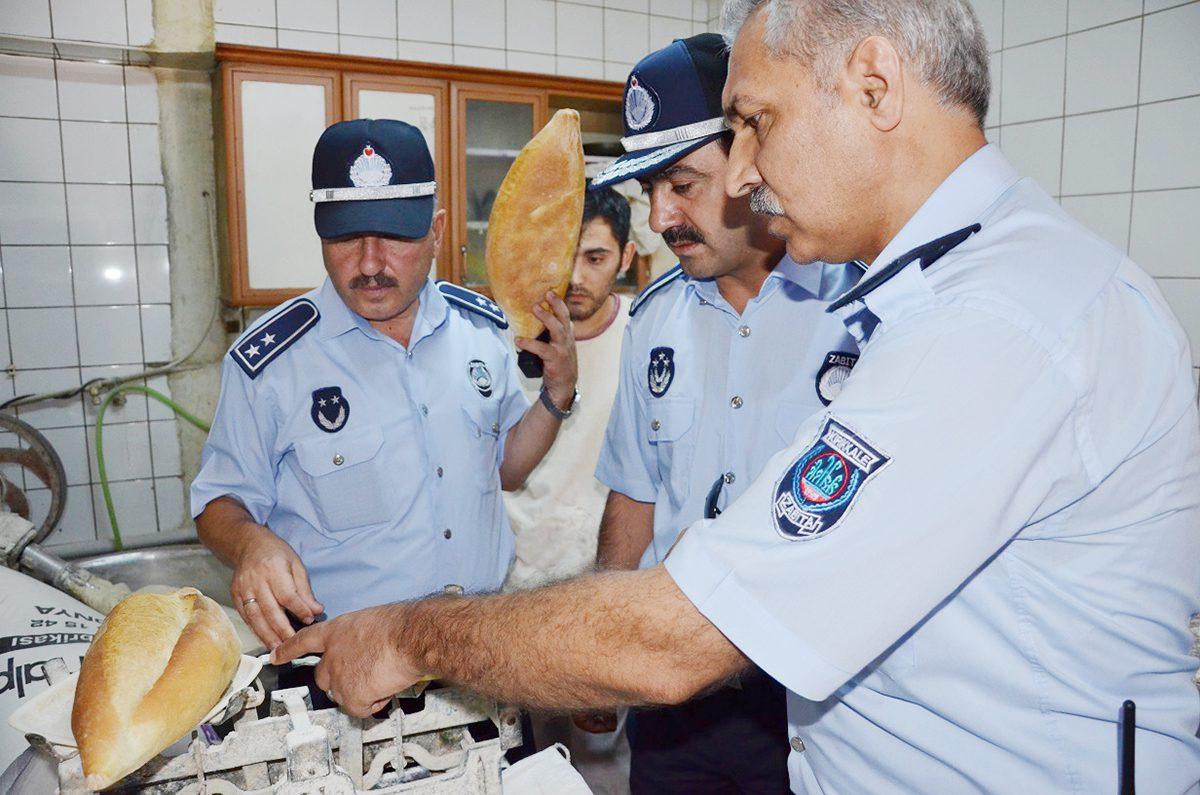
[773,417,890,541]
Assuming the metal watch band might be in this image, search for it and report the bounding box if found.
[539,386,578,420]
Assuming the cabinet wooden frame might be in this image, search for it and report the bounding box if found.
[216,44,623,307]
[220,62,341,307]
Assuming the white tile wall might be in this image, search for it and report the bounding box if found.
[0,52,183,545]
[216,0,713,79]
[980,0,1200,379]
[0,0,154,47]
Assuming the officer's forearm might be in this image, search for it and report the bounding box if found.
[498,399,565,490]
[195,496,273,569]
[397,566,749,709]
[596,491,655,569]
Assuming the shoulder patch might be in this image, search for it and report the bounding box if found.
[630,265,683,317]
[230,298,319,380]
[773,416,890,541]
[437,281,508,329]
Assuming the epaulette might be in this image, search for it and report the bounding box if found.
[436,280,508,329]
[630,265,683,317]
[229,298,319,379]
[827,224,980,313]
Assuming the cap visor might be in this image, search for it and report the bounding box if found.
[590,134,722,189]
[315,195,434,240]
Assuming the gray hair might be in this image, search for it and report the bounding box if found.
[721,0,990,126]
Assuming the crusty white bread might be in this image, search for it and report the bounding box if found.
[71,587,241,790]
[486,108,585,340]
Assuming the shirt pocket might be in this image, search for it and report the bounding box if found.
[646,397,697,503]
[460,403,503,488]
[293,424,408,534]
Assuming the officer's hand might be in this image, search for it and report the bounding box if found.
[515,291,578,410]
[272,605,420,717]
[230,529,324,651]
[572,711,618,734]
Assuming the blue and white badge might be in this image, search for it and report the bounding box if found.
[469,359,493,398]
[624,76,659,133]
[648,346,674,397]
[773,417,889,541]
[815,351,859,406]
[311,386,349,433]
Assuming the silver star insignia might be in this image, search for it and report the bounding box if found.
[245,344,261,358]
[318,398,327,407]
[330,395,340,403]
[261,333,276,346]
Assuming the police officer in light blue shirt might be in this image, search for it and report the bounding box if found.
[191,119,579,654]
[588,34,861,793]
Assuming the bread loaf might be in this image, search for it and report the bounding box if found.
[71,587,240,790]
[486,108,585,339]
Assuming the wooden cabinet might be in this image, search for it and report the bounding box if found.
[216,45,626,306]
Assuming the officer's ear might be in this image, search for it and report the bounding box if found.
[429,208,447,247]
[618,241,636,279]
[842,35,904,133]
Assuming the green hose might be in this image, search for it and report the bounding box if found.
[95,384,210,551]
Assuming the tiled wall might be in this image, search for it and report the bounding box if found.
[972,0,1200,394]
[0,0,185,547]
[215,0,713,82]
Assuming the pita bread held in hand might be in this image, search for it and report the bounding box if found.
[485,108,585,340]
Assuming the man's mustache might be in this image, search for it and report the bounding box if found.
[349,274,399,289]
[750,185,785,216]
[662,226,705,247]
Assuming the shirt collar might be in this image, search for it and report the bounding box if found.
[316,277,447,343]
[867,143,1018,277]
[827,144,1019,333]
[684,253,836,308]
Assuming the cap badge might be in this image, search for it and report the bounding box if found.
[625,76,659,133]
[348,144,393,188]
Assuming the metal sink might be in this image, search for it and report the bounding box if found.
[75,543,235,608]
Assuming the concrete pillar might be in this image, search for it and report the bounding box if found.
[153,1,221,530]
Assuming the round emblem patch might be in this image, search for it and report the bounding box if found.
[468,359,493,398]
[349,144,392,188]
[624,76,659,133]
[815,351,859,406]
[797,452,850,504]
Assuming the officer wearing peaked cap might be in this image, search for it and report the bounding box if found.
[589,34,862,793]
[191,118,579,653]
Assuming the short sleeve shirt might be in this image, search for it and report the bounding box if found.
[190,278,529,618]
[595,258,863,568]
[665,145,1200,792]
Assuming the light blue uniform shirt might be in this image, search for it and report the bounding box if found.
[596,257,862,569]
[190,278,529,618]
[666,145,1200,792]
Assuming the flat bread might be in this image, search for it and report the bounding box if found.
[486,108,585,339]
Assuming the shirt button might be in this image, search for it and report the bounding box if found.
[332,454,344,466]
[650,419,661,431]
[790,736,805,752]
[420,404,429,416]
[436,466,444,477]
[723,472,735,484]
[443,529,452,539]
[730,395,743,409]
[491,421,500,434]
[443,584,464,595]
[737,325,751,337]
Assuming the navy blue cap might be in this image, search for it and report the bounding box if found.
[310,118,436,240]
[591,33,729,188]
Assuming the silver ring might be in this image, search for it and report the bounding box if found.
[241,597,258,607]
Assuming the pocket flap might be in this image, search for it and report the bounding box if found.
[293,425,384,477]
[461,404,501,438]
[647,397,695,443]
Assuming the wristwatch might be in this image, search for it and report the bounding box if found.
[539,386,580,420]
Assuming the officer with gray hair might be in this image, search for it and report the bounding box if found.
[276,3,1200,791]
